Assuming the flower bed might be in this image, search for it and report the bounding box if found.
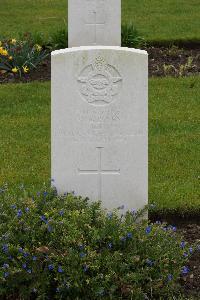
[0,185,199,299]
[0,35,49,78]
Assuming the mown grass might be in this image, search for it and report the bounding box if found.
[0,0,199,43]
[149,77,200,213]
[0,83,50,188]
[0,77,199,213]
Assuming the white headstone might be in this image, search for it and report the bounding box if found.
[51,46,148,211]
[68,0,121,47]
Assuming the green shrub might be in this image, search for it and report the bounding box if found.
[121,23,145,48]
[30,23,144,51]
[48,28,68,50]
[0,34,49,77]
[0,185,198,300]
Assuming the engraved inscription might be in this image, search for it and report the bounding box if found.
[84,0,106,44]
[78,56,122,106]
[78,147,120,200]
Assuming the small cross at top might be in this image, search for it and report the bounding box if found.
[68,0,121,47]
[85,0,106,44]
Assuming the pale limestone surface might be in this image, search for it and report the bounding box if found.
[68,0,121,47]
[51,46,148,211]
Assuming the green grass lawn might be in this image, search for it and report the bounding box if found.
[0,0,199,43]
[0,77,199,212]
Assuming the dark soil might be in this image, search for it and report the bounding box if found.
[148,46,200,77]
[0,46,199,84]
[177,224,200,299]
[150,214,200,298]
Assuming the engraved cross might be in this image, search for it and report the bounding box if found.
[78,147,120,200]
[85,0,106,44]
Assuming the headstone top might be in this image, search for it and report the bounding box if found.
[52,46,147,56]
[68,0,121,47]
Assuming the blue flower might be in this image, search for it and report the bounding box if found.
[59,209,64,216]
[40,215,48,224]
[25,207,30,213]
[43,191,48,197]
[37,192,40,196]
[83,264,89,272]
[172,226,177,231]
[23,252,29,258]
[189,247,193,254]
[107,212,113,219]
[80,252,86,258]
[22,263,27,269]
[2,263,9,269]
[120,236,126,242]
[181,266,189,275]
[18,247,23,253]
[180,241,186,249]
[167,274,173,281]
[2,244,9,253]
[145,226,152,234]
[183,252,188,257]
[108,243,112,249]
[79,244,84,250]
[181,266,190,275]
[146,259,153,267]
[11,204,17,209]
[17,209,22,218]
[58,265,64,273]
[127,232,133,239]
[32,256,37,261]
[48,264,54,271]
[131,208,136,215]
[3,272,9,278]
[27,269,32,274]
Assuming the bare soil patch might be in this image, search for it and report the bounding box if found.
[178,224,200,299]
[0,47,199,84]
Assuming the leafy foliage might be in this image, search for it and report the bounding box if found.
[121,23,145,48]
[48,28,68,50]
[0,185,198,299]
[0,34,49,77]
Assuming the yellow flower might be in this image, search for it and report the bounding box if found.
[12,67,18,73]
[9,56,13,61]
[0,47,8,56]
[2,49,8,56]
[35,44,42,52]
[10,39,17,45]
[23,65,29,73]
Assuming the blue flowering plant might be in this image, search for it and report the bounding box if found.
[0,185,198,299]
